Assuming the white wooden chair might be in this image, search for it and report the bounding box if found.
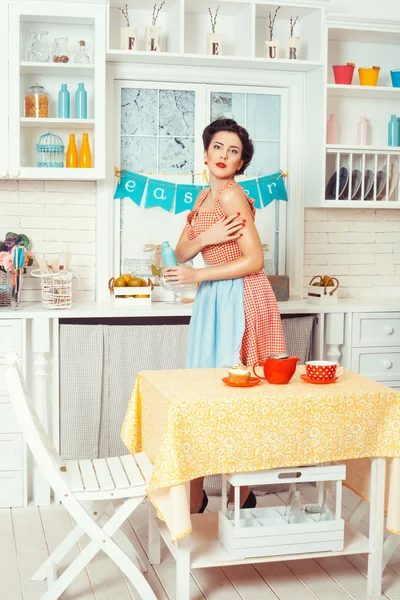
[5,352,157,600]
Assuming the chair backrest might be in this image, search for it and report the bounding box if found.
[5,352,69,497]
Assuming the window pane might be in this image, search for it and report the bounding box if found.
[121,88,157,135]
[248,141,280,177]
[210,92,245,124]
[120,137,157,173]
[247,94,280,140]
[159,90,195,137]
[159,137,194,174]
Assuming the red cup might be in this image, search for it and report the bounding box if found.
[305,361,344,381]
[333,64,355,85]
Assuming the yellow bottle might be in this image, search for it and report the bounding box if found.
[79,132,92,168]
[66,133,78,168]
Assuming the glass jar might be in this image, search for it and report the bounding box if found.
[30,31,50,62]
[52,37,69,63]
[75,40,90,64]
[24,83,49,118]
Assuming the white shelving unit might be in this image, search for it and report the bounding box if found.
[0,1,106,180]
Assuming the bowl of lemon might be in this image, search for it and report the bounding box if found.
[108,273,153,307]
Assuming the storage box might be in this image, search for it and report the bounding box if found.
[218,464,345,560]
[307,284,338,305]
[112,285,152,307]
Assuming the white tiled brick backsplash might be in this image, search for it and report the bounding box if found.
[0,180,96,302]
[304,209,400,299]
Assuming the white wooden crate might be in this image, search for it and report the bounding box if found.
[219,464,346,560]
[113,285,152,307]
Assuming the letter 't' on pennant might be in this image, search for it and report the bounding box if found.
[238,179,262,209]
[113,171,148,207]
[175,185,204,214]
[258,172,288,208]
[145,179,176,212]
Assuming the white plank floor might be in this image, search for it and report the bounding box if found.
[2,483,398,600]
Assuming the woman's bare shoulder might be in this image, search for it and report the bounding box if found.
[219,185,251,214]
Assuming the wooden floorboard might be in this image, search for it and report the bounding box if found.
[2,485,400,600]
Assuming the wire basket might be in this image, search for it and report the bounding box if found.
[31,269,79,309]
[36,132,65,168]
[0,269,11,307]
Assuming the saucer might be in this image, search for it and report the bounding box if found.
[300,374,338,385]
[222,377,261,388]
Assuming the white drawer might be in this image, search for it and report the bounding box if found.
[353,313,400,348]
[0,320,22,353]
[0,471,24,508]
[380,381,400,391]
[0,402,20,433]
[352,348,400,382]
[0,433,23,470]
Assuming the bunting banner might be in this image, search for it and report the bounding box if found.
[114,170,287,214]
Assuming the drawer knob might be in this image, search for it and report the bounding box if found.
[384,325,394,335]
[382,360,393,369]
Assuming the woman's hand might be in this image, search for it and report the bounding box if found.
[164,265,199,286]
[199,213,245,248]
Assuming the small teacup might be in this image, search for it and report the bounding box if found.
[305,361,344,381]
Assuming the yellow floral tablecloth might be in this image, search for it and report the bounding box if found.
[121,366,400,542]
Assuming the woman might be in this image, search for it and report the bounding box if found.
[164,118,286,513]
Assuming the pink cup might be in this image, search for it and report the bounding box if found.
[305,361,344,381]
[333,64,355,85]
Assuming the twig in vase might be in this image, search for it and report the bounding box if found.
[119,3,130,27]
[152,2,166,26]
[290,16,299,37]
[268,6,281,41]
[208,5,220,34]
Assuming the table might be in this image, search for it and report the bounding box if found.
[121,367,400,599]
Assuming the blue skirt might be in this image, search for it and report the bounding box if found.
[186,277,245,369]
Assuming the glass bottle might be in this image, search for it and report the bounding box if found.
[357,116,368,146]
[52,37,70,63]
[30,31,50,62]
[320,488,335,521]
[326,114,338,144]
[66,134,78,168]
[24,83,49,118]
[388,115,400,147]
[285,483,296,518]
[79,133,92,168]
[75,40,90,64]
[288,490,305,524]
[58,84,70,119]
[75,83,88,119]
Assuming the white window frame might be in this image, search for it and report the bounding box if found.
[97,62,304,300]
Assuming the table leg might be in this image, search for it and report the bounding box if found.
[148,501,161,565]
[367,458,385,598]
[176,534,190,600]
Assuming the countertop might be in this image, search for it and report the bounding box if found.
[0,298,399,319]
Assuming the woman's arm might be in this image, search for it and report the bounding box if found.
[174,227,203,263]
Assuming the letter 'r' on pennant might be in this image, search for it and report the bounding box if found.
[238,180,262,209]
[175,185,204,214]
[258,172,288,208]
[145,179,176,212]
[113,171,148,207]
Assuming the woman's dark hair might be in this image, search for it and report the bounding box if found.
[202,118,254,175]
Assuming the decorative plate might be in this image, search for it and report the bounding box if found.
[388,160,399,199]
[300,374,338,385]
[363,169,374,200]
[350,169,362,199]
[325,167,348,200]
[222,377,261,388]
[376,170,387,200]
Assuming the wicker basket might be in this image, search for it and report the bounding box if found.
[0,270,11,307]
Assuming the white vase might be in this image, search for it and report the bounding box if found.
[146,25,161,52]
[265,40,280,59]
[207,32,221,56]
[285,37,300,60]
[120,27,137,50]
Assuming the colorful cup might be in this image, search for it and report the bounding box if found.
[305,361,344,381]
[358,66,380,86]
[332,63,355,85]
[390,70,400,88]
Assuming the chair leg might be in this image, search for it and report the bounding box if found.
[105,503,147,573]
[31,523,84,581]
[148,501,161,565]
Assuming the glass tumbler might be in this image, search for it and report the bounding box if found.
[31,31,50,62]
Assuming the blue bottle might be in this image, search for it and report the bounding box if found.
[58,84,70,118]
[161,241,178,267]
[75,83,87,119]
[388,114,400,146]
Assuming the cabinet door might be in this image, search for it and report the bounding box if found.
[0,1,8,178]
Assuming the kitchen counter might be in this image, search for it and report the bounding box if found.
[0,298,399,319]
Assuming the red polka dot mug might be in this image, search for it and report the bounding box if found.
[305,361,344,381]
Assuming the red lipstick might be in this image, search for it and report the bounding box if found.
[216,162,226,168]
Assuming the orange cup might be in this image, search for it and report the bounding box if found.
[305,361,344,381]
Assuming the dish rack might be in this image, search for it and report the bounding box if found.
[31,269,79,309]
[325,146,400,204]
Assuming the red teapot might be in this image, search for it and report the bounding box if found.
[253,353,300,384]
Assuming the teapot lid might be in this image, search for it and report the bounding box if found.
[269,353,289,359]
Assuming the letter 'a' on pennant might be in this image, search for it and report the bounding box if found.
[238,179,262,209]
[145,178,176,212]
[114,171,148,207]
[258,172,288,208]
[175,185,204,214]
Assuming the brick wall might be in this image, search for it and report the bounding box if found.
[304,209,400,298]
[0,180,96,302]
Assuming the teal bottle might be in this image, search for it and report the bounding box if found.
[161,241,178,267]
[388,114,400,146]
[75,83,87,119]
[58,84,70,118]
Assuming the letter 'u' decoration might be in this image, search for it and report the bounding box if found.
[113,169,288,214]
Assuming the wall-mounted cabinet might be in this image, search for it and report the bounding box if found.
[0,1,106,180]
[106,0,326,71]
